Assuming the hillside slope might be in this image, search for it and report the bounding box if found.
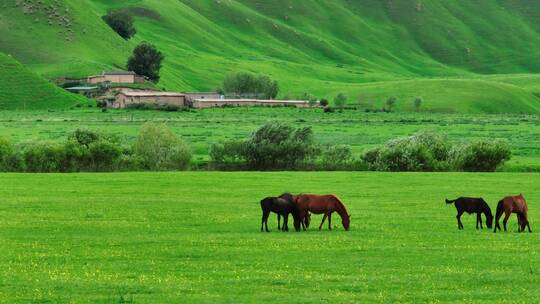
[0,53,87,110]
[1,0,540,112]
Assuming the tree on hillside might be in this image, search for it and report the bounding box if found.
[223,72,279,99]
[334,93,347,111]
[385,96,397,112]
[414,96,423,112]
[102,10,136,40]
[127,42,164,83]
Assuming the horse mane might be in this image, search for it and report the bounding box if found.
[330,195,349,218]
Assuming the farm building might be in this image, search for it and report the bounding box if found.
[184,92,223,106]
[65,86,100,98]
[87,71,145,84]
[191,99,311,108]
[114,91,186,108]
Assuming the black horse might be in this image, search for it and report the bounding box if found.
[278,193,311,230]
[260,197,299,232]
[446,197,493,230]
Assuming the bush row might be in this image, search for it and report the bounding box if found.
[209,124,511,172]
[361,132,511,172]
[0,124,191,173]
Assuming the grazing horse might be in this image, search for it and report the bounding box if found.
[294,194,350,231]
[278,193,311,230]
[494,194,532,233]
[445,197,493,230]
[260,197,299,232]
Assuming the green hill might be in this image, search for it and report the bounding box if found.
[1,0,540,113]
[0,53,87,110]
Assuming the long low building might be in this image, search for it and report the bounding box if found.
[192,98,311,108]
[114,91,186,108]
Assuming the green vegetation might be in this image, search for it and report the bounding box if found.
[223,72,279,99]
[102,10,136,40]
[1,1,540,112]
[0,53,87,110]
[362,133,511,172]
[0,172,538,302]
[127,42,164,83]
[0,124,191,172]
[0,108,538,171]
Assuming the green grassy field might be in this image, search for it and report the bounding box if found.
[0,172,538,303]
[1,108,539,171]
[1,1,540,113]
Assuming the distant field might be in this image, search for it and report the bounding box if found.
[0,172,538,302]
[0,108,539,171]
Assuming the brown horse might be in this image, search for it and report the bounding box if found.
[278,193,311,230]
[494,194,532,233]
[294,194,350,231]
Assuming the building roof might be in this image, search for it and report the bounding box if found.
[120,91,185,97]
[103,70,136,76]
[183,92,221,95]
[194,99,308,104]
[66,86,99,91]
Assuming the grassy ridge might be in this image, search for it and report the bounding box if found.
[1,1,540,112]
[0,53,87,110]
[0,172,538,302]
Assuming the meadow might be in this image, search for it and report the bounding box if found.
[1,108,539,171]
[0,172,538,303]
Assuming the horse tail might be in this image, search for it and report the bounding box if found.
[445,198,456,204]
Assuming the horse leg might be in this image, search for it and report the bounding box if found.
[277,214,281,230]
[262,210,270,232]
[456,211,464,230]
[299,211,307,231]
[319,214,327,230]
[502,211,511,232]
[283,213,289,232]
[523,212,532,233]
[494,210,503,233]
[328,213,332,230]
[476,213,481,229]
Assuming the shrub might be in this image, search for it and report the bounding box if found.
[223,72,279,99]
[320,144,353,170]
[134,123,192,170]
[320,99,329,107]
[86,140,122,172]
[0,137,12,171]
[334,93,347,111]
[414,97,423,112]
[362,132,451,171]
[69,128,100,147]
[453,140,511,172]
[385,96,397,112]
[210,122,319,170]
[127,42,164,83]
[21,141,63,172]
[102,10,136,39]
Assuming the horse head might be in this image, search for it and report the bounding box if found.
[342,214,351,231]
[485,214,493,229]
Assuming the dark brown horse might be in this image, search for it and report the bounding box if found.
[494,194,532,233]
[279,193,310,230]
[260,197,299,232]
[445,197,493,230]
[294,194,350,231]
